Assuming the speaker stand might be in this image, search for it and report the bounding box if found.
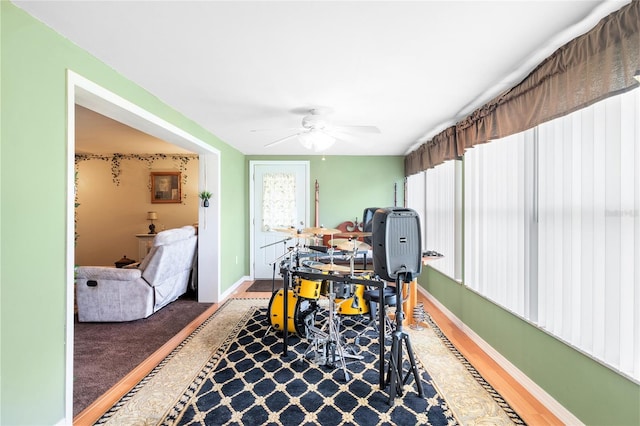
[386,272,424,404]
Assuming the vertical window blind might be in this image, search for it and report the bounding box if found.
[464,130,535,318]
[405,0,639,383]
[406,171,426,247]
[463,88,639,381]
[406,160,461,280]
[406,88,639,381]
[536,88,639,381]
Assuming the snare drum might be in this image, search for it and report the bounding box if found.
[336,284,370,316]
[267,289,317,336]
[301,260,325,271]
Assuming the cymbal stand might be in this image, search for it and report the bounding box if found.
[259,236,292,250]
[348,238,360,276]
[327,246,336,267]
[302,279,363,381]
[386,272,424,404]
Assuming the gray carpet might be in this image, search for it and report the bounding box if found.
[73,295,213,416]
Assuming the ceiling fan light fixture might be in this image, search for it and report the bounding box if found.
[299,131,335,152]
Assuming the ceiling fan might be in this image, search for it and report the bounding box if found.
[254,107,381,152]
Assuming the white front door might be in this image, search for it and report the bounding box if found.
[251,161,309,279]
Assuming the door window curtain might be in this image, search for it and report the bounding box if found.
[262,172,297,231]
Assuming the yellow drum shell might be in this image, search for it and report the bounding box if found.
[336,284,370,315]
[296,278,322,300]
[320,280,350,298]
[267,289,313,336]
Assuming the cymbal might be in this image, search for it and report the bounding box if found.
[292,233,315,239]
[345,241,371,251]
[315,263,351,272]
[303,226,341,235]
[329,238,371,251]
[334,231,372,238]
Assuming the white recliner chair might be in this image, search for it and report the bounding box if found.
[76,225,198,322]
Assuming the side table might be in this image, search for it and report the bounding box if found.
[135,234,156,262]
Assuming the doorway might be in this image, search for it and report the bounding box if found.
[65,71,221,421]
[250,161,310,279]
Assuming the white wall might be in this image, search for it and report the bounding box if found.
[74,155,199,266]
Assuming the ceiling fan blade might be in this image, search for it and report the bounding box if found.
[333,125,381,134]
[264,133,300,148]
[324,129,356,142]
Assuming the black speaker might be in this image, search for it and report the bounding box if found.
[362,207,378,245]
[372,208,422,281]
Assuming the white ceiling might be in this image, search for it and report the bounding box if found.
[15,0,630,156]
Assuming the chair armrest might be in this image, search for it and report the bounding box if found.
[76,266,142,281]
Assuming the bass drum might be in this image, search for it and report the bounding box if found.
[267,289,317,337]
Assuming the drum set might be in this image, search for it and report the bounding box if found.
[263,226,383,381]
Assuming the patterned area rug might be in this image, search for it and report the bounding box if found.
[95,298,524,426]
[162,308,455,425]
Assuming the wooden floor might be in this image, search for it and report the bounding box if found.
[74,281,562,425]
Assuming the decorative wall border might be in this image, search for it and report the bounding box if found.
[75,153,199,186]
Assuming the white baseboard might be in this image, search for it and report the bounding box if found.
[418,287,584,426]
[55,416,71,426]
[219,275,251,301]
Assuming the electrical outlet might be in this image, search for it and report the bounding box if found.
[235,256,238,264]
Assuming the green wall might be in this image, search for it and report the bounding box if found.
[420,267,640,426]
[4,2,637,425]
[0,3,246,424]
[246,155,405,226]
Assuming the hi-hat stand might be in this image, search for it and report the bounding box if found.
[386,271,424,404]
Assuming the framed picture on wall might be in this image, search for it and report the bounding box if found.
[151,172,181,203]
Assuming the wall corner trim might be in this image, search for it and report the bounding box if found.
[219,276,252,302]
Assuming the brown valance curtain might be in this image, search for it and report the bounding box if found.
[406,0,640,176]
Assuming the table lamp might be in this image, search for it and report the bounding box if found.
[147,211,158,234]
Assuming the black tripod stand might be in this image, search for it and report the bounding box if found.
[386,271,424,404]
